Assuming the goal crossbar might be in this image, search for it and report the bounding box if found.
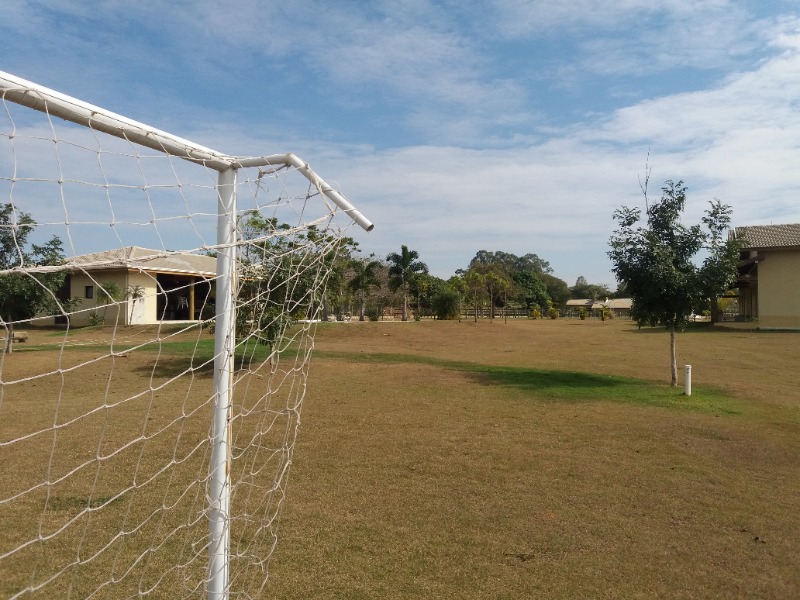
[0,70,374,232]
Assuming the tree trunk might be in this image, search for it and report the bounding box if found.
[669,327,677,387]
[359,296,365,321]
[402,293,408,321]
[709,296,719,323]
[4,322,13,354]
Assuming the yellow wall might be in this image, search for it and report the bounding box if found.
[125,271,160,325]
[69,270,127,326]
[757,249,800,329]
[67,270,161,326]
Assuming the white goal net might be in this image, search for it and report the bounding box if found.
[0,72,372,599]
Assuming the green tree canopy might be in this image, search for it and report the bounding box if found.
[348,254,383,321]
[570,276,612,301]
[608,180,741,386]
[512,270,550,311]
[430,285,462,320]
[465,250,553,315]
[387,245,428,321]
[539,273,570,309]
[0,203,67,352]
[468,250,552,275]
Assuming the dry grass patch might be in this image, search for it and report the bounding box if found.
[268,319,799,599]
[1,320,798,598]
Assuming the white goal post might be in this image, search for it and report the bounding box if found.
[0,71,372,599]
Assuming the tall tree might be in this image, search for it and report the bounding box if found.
[467,250,552,316]
[348,254,382,321]
[0,203,67,353]
[512,270,550,312]
[608,180,741,386]
[468,250,552,275]
[236,214,356,343]
[386,245,428,321]
[462,268,487,322]
[540,273,570,309]
[570,276,612,301]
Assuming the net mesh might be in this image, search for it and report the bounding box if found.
[0,86,355,598]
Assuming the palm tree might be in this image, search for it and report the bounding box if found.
[125,284,146,325]
[386,245,428,321]
[348,255,382,321]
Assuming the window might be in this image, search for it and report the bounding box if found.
[85,285,94,299]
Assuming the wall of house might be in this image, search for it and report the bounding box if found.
[757,249,800,329]
[68,270,128,326]
[64,270,163,326]
[127,271,160,325]
[38,269,210,327]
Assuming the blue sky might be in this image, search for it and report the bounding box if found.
[3,1,800,288]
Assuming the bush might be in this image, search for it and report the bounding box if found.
[365,304,381,322]
[530,308,542,319]
[430,289,461,320]
[87,312,104,326]
[548,307,559,320]
[578,307,587,320]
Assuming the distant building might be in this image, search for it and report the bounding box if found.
[730,224,800,330]
[565,298,632,319]
[51,246,216,326]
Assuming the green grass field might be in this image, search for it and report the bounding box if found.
[1,318,798,598]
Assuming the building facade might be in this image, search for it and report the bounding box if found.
[730,224,800,330]
[51,247,217,326]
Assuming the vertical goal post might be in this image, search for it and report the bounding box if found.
[0,71,372,599]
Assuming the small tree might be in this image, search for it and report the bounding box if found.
[608,180,741,386]
[430,287,461,320]
[95,281,123,324]
[0,204,67,352]
[126,284,146,325]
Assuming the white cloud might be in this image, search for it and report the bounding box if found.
[315,36,800,283]
[491,0,779,74]
[5,1,800,287]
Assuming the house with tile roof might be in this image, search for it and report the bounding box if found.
[729,224,800,330]
[51,247,217,326]
[565,298,632,319]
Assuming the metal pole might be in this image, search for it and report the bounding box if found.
[684,364,692,396]
[209,168,236,600]
[0,71,374,234]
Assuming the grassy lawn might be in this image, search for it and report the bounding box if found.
[268,318,800,599]
[1,318,798,598]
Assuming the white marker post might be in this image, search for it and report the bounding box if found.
[684,365,692,396]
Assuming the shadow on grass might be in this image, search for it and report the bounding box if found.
[478,367,621,393]
[473,366,732,411]
[132,356,216,379]
[623,322,779,334]
[128,341,277,379]
[317,350,741,415]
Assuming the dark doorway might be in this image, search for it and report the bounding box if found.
[156,275,212,321]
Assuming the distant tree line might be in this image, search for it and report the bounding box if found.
[306,239,622,323]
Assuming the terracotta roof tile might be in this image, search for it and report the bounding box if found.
[733,224,800,249]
